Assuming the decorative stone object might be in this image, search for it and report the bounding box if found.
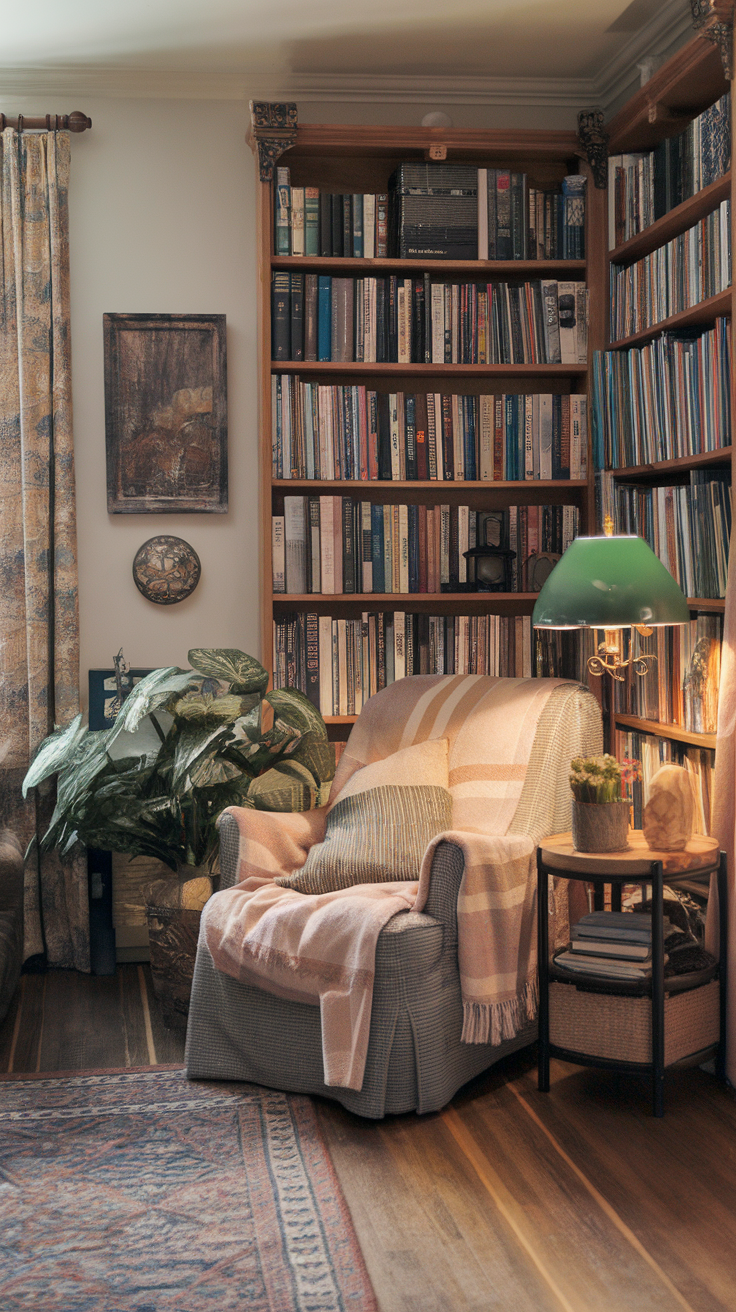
[642,764,695,851]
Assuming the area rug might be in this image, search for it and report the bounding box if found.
[0,1065,376,1311]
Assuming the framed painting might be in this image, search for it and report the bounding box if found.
[104,313,227,514]
[88,668,154,730]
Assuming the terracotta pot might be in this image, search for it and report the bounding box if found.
[572,800,630,853]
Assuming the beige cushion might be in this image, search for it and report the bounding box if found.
[276,738,452,895]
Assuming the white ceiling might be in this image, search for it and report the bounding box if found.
[0,0,694,105]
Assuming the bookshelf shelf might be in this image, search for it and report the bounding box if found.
[606,36,727,154]
[273,592,539,610]
[608,173,731,268]
[613,714,717,752]
[608,288,732,351]
[607,447,732,481]
[272,256,587,276]
[271,361,588,377]
[687,598,726,612]
[272,479,587,507]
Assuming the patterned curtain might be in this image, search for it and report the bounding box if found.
[0,129,88,971]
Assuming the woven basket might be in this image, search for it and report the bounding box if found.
[549,979,719,1066]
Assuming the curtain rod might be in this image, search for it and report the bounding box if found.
[0,112,91,133]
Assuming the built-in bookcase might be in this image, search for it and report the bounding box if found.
[599,33,734,828]
[251,120,605,738]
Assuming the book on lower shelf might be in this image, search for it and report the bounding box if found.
[615,728,714,834]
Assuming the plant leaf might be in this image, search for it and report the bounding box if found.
[170,722,231,791]
[287,732,336,786]
[247,763,317,812]
[265,688,328,739]
[107,667,195,742]
[187,649,269,695]
[23,714,87,796]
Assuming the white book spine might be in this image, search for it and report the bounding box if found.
[272,516,285,593]
[394,611,406,682]
[399,504,409,593]
[431,284,444,364]
[477,168,488,260]
[458,505,469,585]
[283,496,306,594]
[290,186,305,256]
[540,393,553,481]
[319,495,335,594]
[318,615,332,715]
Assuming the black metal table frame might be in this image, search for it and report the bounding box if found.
[537,849,728,1118]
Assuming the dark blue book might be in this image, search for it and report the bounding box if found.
[371,503,385,593]
[408,504,419,593]
[290,271,304,362]
[505,394,518,481]
[352,194,363,257]
[271,271,291,361]
[317,276,332,361]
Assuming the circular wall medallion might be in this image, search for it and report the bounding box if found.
[132,536,201,605]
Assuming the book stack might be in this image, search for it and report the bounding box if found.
[390,162,478,260]
[554,911,660,983]
[273,499,580,597]
[615,728,713,834]
[591,317,731,470]
[609,200,730,339]
[608,92,731,248]
[477,170,586,260]
[274,168,388,257]
[271,273,589,365]
[612,614,722,735]
[273,611,590,714]
[598,468,731,599]
[272,379,588,482]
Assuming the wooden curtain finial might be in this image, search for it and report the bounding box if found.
[691,0,735,78]
[577,110,609,189]
[248,101,298,181]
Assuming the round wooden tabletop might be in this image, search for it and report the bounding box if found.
[539,829,720,878]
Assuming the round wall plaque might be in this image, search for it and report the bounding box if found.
[132,536,201,605]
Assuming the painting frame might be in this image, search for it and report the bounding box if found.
[104,313,228,514]
[88,668,154,731]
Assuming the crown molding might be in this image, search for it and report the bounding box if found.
[0,0,695,111]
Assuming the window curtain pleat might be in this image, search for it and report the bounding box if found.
[0,128,88,971]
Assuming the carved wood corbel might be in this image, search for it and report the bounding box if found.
[577,110,609,189]
[248,101,298,182]
[691,0,734,79]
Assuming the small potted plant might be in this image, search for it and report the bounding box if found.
[569,754,632,853]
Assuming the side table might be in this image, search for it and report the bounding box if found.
[537,831,727,1117]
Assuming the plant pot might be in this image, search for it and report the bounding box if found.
[572,800,630,854]
[145,866,213,1031]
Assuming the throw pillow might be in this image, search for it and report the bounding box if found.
[276,738,452,895]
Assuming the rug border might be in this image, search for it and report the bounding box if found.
[0,1062,185,1081]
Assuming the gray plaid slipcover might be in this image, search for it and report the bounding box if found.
[185,679,602,1117]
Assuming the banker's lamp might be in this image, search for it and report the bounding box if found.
[532,518,689,681]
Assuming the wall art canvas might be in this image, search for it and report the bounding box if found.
[104,313,227,514]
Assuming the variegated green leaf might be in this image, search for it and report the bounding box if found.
[170,723,230,791]
[107,667,194,741]
[22,714,87,796]
[288,732,336,785]
[265,688,328,739]
[247,763,316,812]
[187,649,269,695]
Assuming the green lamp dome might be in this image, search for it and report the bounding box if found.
[532,534,690,630]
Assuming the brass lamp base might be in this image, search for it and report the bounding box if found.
[586,627,657,682]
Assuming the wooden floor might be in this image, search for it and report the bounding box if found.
[2,970,736,1311]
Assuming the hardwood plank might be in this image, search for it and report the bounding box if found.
[608,175,732,268]
[138,964,186,1065]
[273,256,586,276]
[318,1098,558,1312]
[36,969,129,1072]
[4,976,46,1074]
[0,979,24,1073]
[508,1061,736,1311]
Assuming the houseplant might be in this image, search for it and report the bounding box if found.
[568,754,633,853]
[23,647,334,875]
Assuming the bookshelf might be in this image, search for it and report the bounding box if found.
[251,114,605,737]
[598,30,733,825]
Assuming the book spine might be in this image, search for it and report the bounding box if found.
[290,186,305,256]
[272,271,291,361]
[284,496,307,593]
[290,272,304,362]
[376,194,388,257]
[317,276,332,361]
[363,194,375,259]
[272,516,285,592]
[342,497,356,594]
[274,166,291,255]
[308,497,321,592]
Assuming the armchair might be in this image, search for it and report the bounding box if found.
[186,675,602,1117]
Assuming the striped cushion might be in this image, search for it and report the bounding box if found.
[276,785,452,894]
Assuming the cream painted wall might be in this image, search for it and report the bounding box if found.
[0,90,577,708]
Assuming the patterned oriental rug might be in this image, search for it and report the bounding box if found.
[0,1066,376,1311]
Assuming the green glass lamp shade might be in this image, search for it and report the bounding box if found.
[532,535,690,629]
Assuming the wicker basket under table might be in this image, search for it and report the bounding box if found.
[537,831,727,1118]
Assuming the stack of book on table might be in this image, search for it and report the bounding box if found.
[554,911,666,983]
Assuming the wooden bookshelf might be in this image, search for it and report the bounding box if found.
[253,117,605,727]
[601,29,733,818]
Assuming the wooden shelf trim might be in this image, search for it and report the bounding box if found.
[606,36,727,154]
[271,361,588,376]
[608,288,732,350]
[608,173,731,268]
[613,713,717,751]
[285,124,581,161]
[272,478,588,492]
[686,598,726,611]
[272,256,587,275]
[273,592,539,608]
[606,447,732,479]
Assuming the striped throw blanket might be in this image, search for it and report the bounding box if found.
[204,676,602,1088]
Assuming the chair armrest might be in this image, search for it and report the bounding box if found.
[217,805,328,889]
[419,840,466,952]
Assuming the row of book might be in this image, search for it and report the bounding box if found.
[272,378,589,482]
[615,728,713,835]
[272,498,580,596]
[609,200,731,340]
[600,469,731,599]
[273,163,586,261]
[273,611,592,716]
[612,615,722,736]
[607,92,731,248]
[271,273,589,365]
[274,174,389,258]
[591,318,732,470]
